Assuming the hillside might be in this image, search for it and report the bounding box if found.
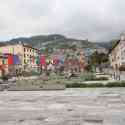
[1,34,108,53]
[96,39,119,50]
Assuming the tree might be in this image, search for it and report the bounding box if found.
[90,51,109,72]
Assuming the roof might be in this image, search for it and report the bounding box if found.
[22,44,39,51]
[0,43,40,51]
[0,42,7,47]
[108,40,120,54]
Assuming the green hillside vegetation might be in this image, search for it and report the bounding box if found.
[0,34,104,53]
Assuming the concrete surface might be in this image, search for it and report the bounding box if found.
[0,88,125,124]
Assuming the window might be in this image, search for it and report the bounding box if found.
[121,50,125,60]
[24,48,26,52]
[24,59,26,64]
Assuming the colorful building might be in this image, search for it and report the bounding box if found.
[0,43,40,70]
[63,48,86,73]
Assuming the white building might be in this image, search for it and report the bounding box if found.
[109,33,125,80]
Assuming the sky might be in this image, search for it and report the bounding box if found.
[0,0,125,42]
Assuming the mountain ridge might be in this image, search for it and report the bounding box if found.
[0,34,111,52]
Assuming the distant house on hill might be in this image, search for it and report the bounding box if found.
[63,48,86,73]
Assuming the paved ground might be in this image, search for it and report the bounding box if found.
[0,88,125,125]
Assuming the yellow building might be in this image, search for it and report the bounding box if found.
[0,43,40,69]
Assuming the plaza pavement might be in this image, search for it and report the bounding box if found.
[0,88,125,125]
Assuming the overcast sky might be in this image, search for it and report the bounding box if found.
[0,0,125,42]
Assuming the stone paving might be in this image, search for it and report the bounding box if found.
[0,88,125,125]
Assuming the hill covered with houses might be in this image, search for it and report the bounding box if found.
[0,34,108,53]
[0,33,120,82]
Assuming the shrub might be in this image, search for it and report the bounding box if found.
[79,72,96,81]
[66,83,87,88]
[31,71,40,76]
[105,81,125,87]
[66,81,125,88]
[2,76,9,81]
[92,77,109,81]
[66,83,104,88]
[87,83,104,87]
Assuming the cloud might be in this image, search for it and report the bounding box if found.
[0,0,125,42]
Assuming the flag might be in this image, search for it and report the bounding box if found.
[40,55,46,65]
[8,54,13,65]
[13,55,20,64]
[35,56,39,65]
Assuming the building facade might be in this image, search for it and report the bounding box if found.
[109,35,125,70]
[0,43,40,69]
[109,33,125,80]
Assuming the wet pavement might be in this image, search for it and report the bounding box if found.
[0,88,125,125]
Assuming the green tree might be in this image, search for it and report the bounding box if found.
[90,51,109,72]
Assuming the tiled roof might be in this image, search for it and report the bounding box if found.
[108,40,120,54]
